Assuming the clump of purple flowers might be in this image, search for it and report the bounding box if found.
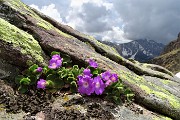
[48,54,62,69]
[102,71,118,87]
[37,54,63,89]
[77,59,118,95]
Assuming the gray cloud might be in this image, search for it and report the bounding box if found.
[77,2,112,33]
[113,0,180,44]
[22,0,180,44]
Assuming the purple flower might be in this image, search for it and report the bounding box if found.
[36,67,42,72]
[101,71,111,81]
[105,80,112,87]
[93,76,105,95]
[88,59,98,68]
[83,68,92,77]
[37,79,46,89]
[77,75,94,95]
[48,59,62,69]
[52,54,61,60]
[110,74,118,82]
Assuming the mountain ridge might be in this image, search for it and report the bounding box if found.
[150,33,180,74]
[100,39,165,62]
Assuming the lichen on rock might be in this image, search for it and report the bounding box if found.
[0,18,47,67]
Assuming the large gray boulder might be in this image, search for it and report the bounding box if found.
[0,0,179,119]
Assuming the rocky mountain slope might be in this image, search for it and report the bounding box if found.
[101,39,165,62]
[0,0,180,119]
[150,33,180,74]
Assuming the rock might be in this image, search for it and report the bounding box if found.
[0,17,48,69]
[42,94,172,120]
[0,58,20,81]
[0,80,25,120]
[0,0,180,119]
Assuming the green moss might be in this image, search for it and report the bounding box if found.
[0,18,44,66]
[36,21,53,30]
[153,116,172,120]
[163,117,173,120]
[161,80,172,85]
[26,60,33,66]
[80,32,120,55]
[55,28,73,38]
[140,84,180,109]
[119,71,180,109]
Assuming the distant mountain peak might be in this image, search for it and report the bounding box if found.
[99,39,165,62]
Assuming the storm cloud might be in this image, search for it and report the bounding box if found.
[113,0,180,44]
[22,0,180,44]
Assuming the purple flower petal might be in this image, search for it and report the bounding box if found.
[105,80,112,87]
[83,68,92,77]
[52,54,61,60]
[93,76,105,95]
[77,75,94,95]
[37,79,46,89]
[36,67,42,72]
[48,59,62,69]
[101,71,111,81]
[110,74,118,83]
[88,59,98,68]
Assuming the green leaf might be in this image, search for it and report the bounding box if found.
[79,68,84,74]
[60,69,68,78]
[46,80,54,88]
[47,74,64,88]
[67,77,75,83]
[68,73,74,78]
[28,75,38,85]
[116,86,124,92]
[73,65,79,70]
[97,68,101,74]
[124,88,132,95]
[43,66,48,74]
[126,94,134,102]
[70,81,77,93]
[92,70,99,76]
[20,78,31,85]
[72,68,79,78]
[51,51,60,56]
[112,96,122,105]
[15,75,24,84]
[18,85,28,93]
[46,74,58,80]
[28,64,38,73]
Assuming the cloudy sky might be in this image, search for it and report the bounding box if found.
[22,0,180,44]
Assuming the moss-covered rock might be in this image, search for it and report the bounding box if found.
[0,0,180,119]
[0,18,47,68]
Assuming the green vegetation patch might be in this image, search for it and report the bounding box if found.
[0,18,44,65]
[119,70,180,109]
